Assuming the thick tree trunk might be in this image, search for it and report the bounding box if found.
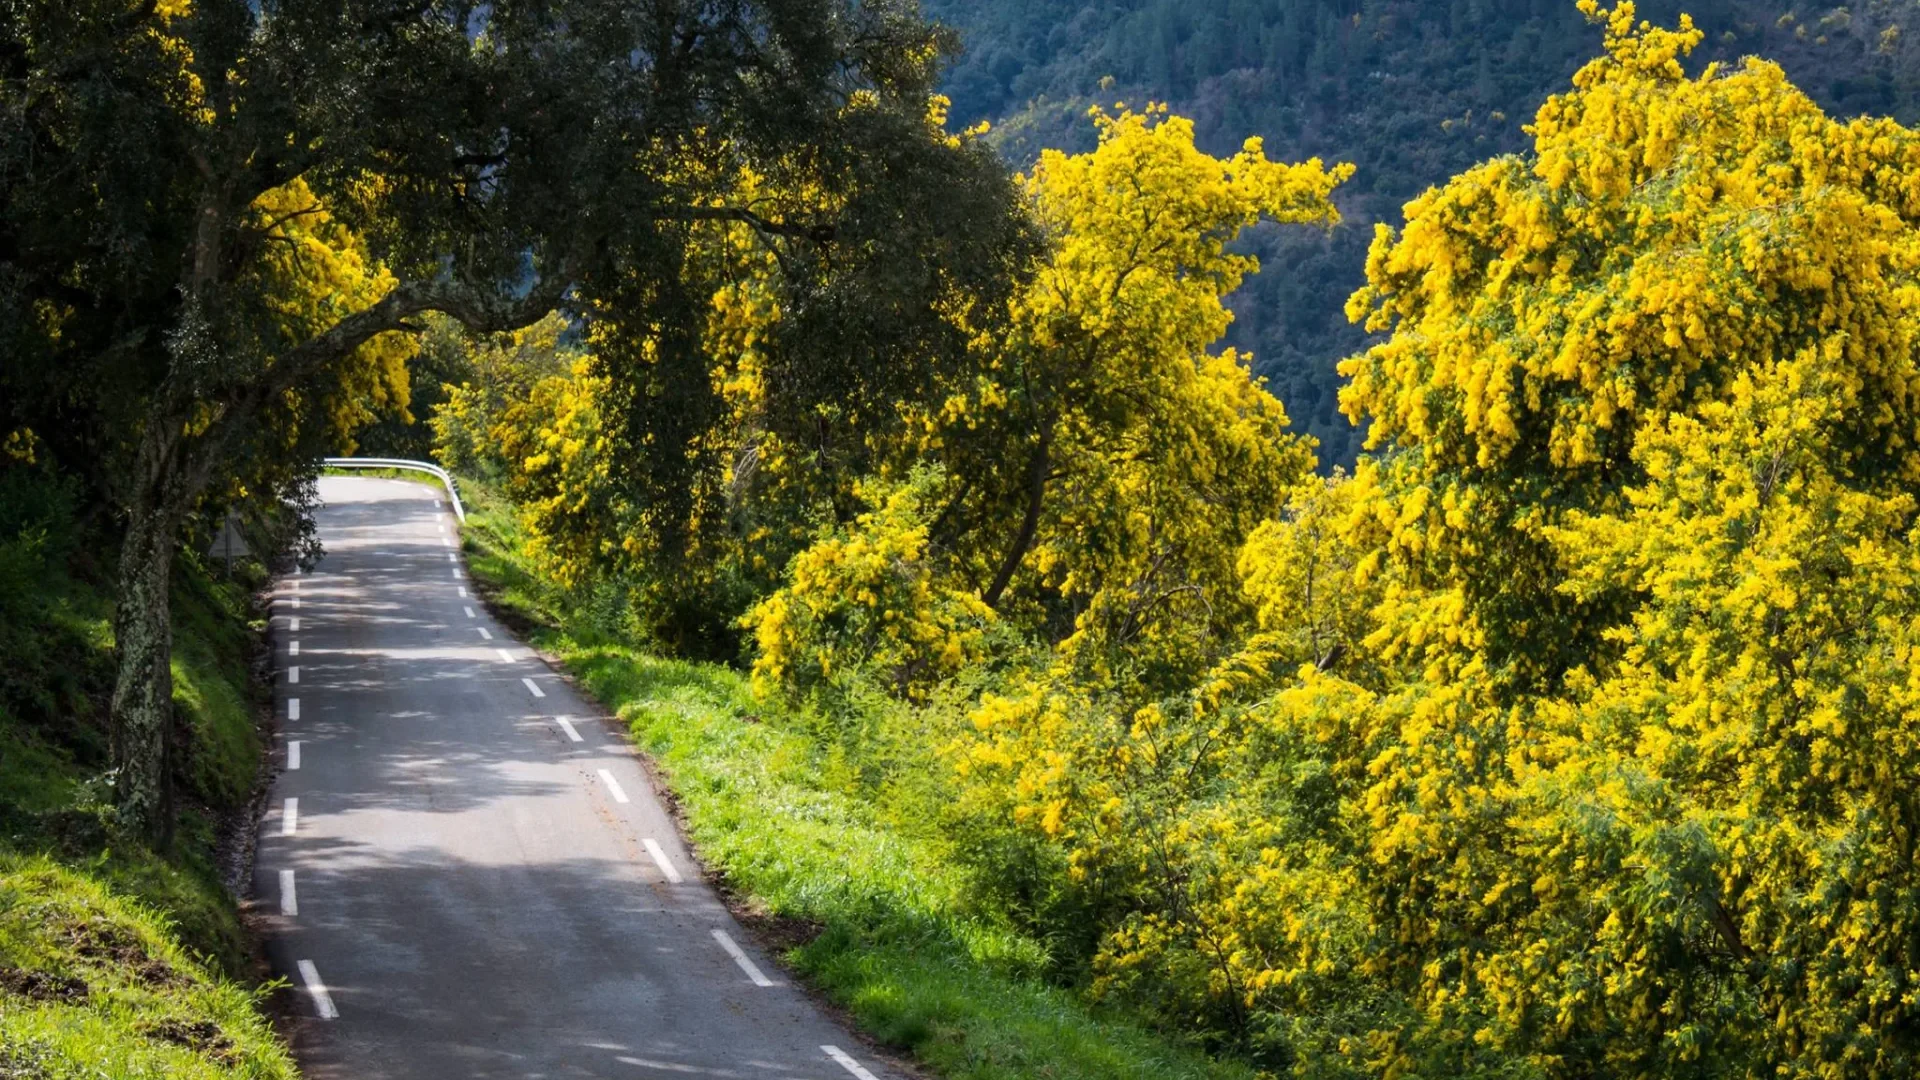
[110,498,178,847]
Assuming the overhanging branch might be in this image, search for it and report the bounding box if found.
[672,205,836,244]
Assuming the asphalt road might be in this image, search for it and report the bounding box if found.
[255,475,900,1080]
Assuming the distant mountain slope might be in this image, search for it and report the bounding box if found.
[926,0,1920,464]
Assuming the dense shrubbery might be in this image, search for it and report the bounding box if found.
[438,6,1920,1076]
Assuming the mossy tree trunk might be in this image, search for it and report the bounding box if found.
[110,496,180,848]
[108,412,202,848]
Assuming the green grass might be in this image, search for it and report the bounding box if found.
[0,855,295,1079]
[0,496,295,1078]
[461,483,1253,1080]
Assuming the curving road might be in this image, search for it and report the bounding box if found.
[255,475,900,1080]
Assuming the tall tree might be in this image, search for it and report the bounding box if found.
[0,0,1022,842]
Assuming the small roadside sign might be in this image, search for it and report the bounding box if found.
[208,514,250,573]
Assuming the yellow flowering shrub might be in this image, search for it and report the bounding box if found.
[489,359,619,590]
[911,106,1337,687]
[948,7,1920,1076]
[1341,0,1920,691]
[745,469,995,701]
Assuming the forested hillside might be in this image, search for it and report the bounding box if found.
[925,0,1920,462]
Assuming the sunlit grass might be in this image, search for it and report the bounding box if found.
[461,483,1250,1080]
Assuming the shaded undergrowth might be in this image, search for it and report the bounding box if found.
[0,463,295,1078]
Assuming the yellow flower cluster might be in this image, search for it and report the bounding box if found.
[744,470,995,700]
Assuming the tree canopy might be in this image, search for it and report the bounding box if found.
[0,0,1029,839]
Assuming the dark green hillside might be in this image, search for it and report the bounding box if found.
[927,0,1920,463]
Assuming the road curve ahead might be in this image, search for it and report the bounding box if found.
[256,475,899,1080]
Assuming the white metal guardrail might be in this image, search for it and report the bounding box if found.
[321,457,467,522]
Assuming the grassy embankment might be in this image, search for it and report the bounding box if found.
[457,479,1251,1080]
[0,470,296,1078]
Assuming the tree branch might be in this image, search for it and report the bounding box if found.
[672,205,836,244]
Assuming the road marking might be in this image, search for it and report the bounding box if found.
[290,616,301,631]
[289,640,299,656]
[554,716,583,742]
[288,698,300,721]
[450,568,460,580]
[288,666,300,684]
[822,1046,880,1080]
[477,627,492,640]
[523,677,545,699]
[279,869,297,916]
[597,768,629,803]
[438,524,447,534]
[464,606,476,618]
[614,1058,743,1076]
[288,741,302,770]
[458,586,468,598]
[711,929,775,987]
[296,959,338,1019]
[281,798,298,836]
[644,838,683,883]
[447,552,457,563]
[292,578,301,591]
[292,594,301,609]
[496,648,515,664]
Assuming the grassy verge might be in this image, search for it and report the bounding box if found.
[460,482,1251,1080]
[0,478,296,1078]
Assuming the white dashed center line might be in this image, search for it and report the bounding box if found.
[447,552,458,563]
[522,677,545,699]
[644,838,683,883]
[280,798,299,836]
[597,768,629,803]
[288,741,302,770]
[279,869,297,916]
[297,959,338,1019]
[711,929,775,987]
[288,698,301,721]
[292,594,301,609]
[822,1046,881,1080]
[496,648,516,664]
[289,639,299,656]
[288,666,300,684]
[464,606,476,618]
[554,717,583,742]
[457,586,468,598]
[290,616,301,632]
[477,627,492,641]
